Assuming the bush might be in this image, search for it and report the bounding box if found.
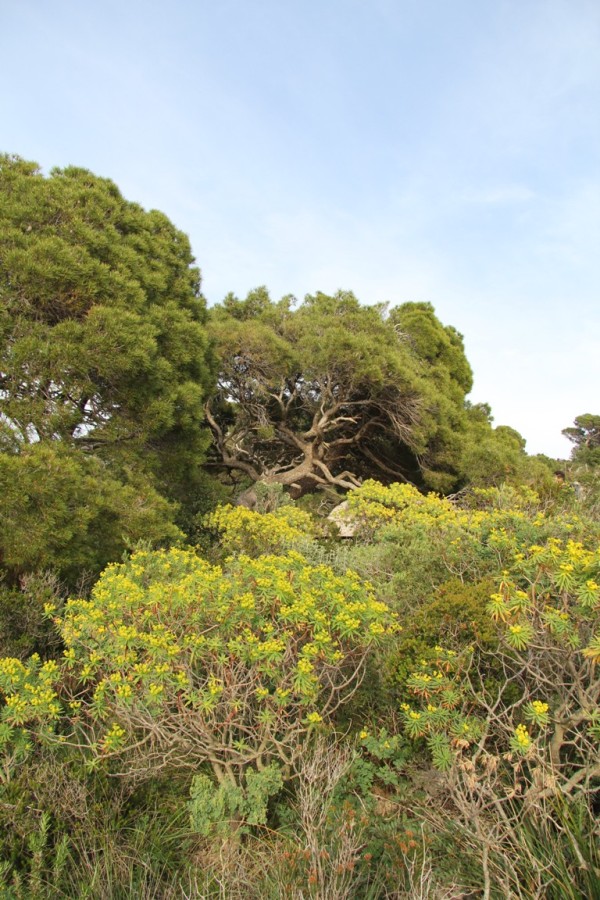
[204,503,318,557]
[0,548,394,825]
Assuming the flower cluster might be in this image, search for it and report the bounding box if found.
[486,537,600,657]
[0,655,61,728]
[205,504,317,556]
[510,724,532,754]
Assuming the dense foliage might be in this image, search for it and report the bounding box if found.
[1,481,598,897]
[0,155,214,584]
[1,158,598,898]
[207,288,477,494]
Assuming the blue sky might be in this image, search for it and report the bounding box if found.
[2,0,599,458]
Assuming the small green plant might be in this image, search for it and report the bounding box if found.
[189,763,283,836]
[0,812,69,900]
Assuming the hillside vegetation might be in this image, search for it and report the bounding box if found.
[1,157,598,898]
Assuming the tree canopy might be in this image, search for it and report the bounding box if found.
[0,155,215,580]
[207,289,474,495]
[561,414,600,516]
[563,414,600,467]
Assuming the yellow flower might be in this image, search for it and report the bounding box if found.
[297,658,314,675]
[514,724,531,748]
[100,722,127,752]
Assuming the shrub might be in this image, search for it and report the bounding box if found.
[204,503,318,557]
[394,533,600,895]
[0,548,394,826]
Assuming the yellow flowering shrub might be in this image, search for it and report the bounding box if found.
[204,503,317,556]
[487,537,600,657]
[348,480,589,550]
[0,548,394,788]
[343,480,595,613]
[347,481,473,533]
[398,531,600,802]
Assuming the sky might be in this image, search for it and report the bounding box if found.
[1,0,599,459]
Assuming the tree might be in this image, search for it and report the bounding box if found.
[0,155,215,579]
[563,414,600,467]
[562,414,600,517]
[206,289,473,496]
[0,444,180,584]
[459,402,530,487]
[388,301,473,489]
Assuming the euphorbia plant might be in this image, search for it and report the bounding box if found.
[0,549,393,807]
[399,536,600,788]
[393,534,600,895]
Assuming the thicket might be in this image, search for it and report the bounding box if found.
[1,157,599,898]
[1,479,599,898]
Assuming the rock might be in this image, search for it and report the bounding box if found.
[327,500,359,538]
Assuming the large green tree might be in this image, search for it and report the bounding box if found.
[0,155,214,580]
[207,288,473,495]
